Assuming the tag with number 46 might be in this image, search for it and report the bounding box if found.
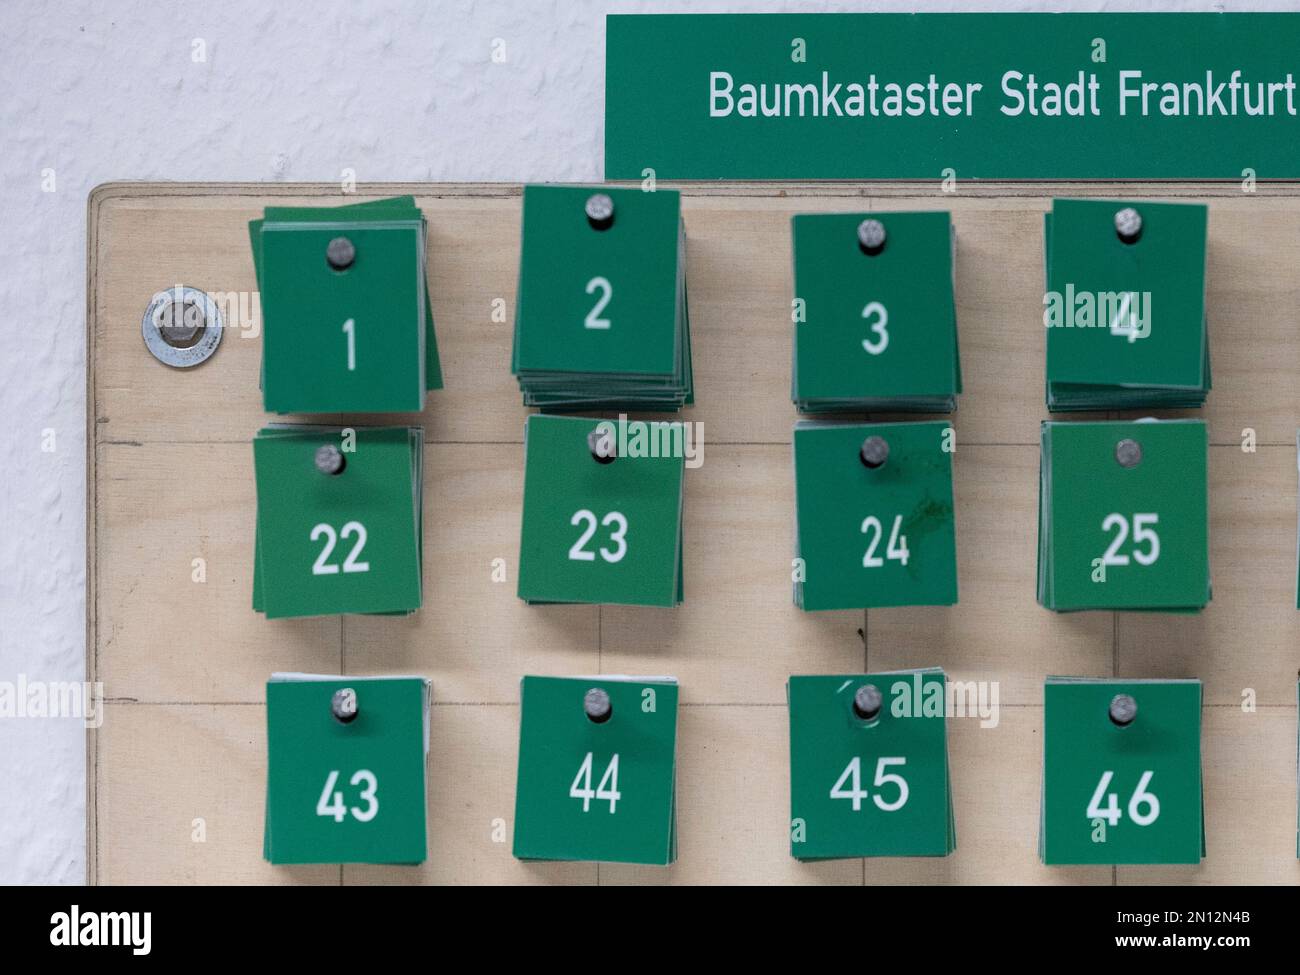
[264,674,430,865]
[513,676,678,865]
[1041,678,1204,865]
[788,670,954,860]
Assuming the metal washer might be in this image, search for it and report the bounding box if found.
[142,286,224,367]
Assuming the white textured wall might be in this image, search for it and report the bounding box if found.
[0,0,1278,884]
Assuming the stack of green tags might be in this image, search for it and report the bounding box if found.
[512,185,692,411]
[250,196,443,413]
[1044,199,1209,411]
[512,675,678,865]
[788,669,955,860]
[793,419,958,611]
[792,211,961,412]
[517,414,685,607]
[265,674,431,865]
[253,425,423,618]
[1037,419,1209,612]
[1041,678,1203,865]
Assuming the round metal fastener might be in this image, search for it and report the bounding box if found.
[332,687,359,724]
[142,286,223,368]
[584,687,613,723]
[585,193,615,231]
[857,218,887,256]
[315,444,346,476]
[1115,438,1142,469]
[588,426,617,464]
[860,435,889,469]
[853,684,883,721]
[1114,207,1143,244]
[1109,693,1138,727]
[326,236,356,270]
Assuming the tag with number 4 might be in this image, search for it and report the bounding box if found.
[264,674,430,865]
[789,670,955,860]
[513,676,678,865]
[517,414,685,607]
[253,424,423,618]
[1041,678,1204,865]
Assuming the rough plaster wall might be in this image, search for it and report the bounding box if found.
[0,0,1277,884]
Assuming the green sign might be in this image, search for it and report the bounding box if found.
[1041,678,1203,866]
[794,420,957,611]
[1045,199,1209,411]
[517,414,685,607]
[265,674,430,865]
[789,671,955,860]
[253,425,424,619]
[606,13,1300,179]
[793,210,960,412]
[512,185,692,411]
[251,196,442,414]
[1037,419,1209,612]
[513,676,678,865]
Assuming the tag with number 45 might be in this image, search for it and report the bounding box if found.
[788,670,955,860]
[513,675,678,865]
[1041,678,1204,865]
[264,674,431,865]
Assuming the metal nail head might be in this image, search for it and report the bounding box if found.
[588,426,617,464]
[857,219,887,256]
[332,687,359,723]
[1109,693,1137,727]
[853,683,883,721]
[1114,207,1143,244]
[860,435,889,469]
[327,236,356,270]
[585,193,615,231]
[1115,438,1142,469]
[584,687,612,723]
[315,444,346,475]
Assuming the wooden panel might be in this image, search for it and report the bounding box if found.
[88,182,1300,884]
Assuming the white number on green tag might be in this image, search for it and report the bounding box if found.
[570,752,621,813]
[829,756,909,812]
[315,769,379,823]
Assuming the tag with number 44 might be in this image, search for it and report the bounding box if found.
[513,675,678,865]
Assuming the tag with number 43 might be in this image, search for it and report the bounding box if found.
[513,675,678,865]
[788,670,954,860]
[1041,678,1204,865]
[264,674,430,865]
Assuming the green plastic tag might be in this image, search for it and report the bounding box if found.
[794,420,957,610]
[517,414,684,607]
[253,425,423,619]
[792,211,960,412]
[513,675,678,865]
[1041,678,1204,865]
[1038,419,1209,611]
[789,670,955,860]
[264,674,430,865]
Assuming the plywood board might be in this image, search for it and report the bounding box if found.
[87,182,1300,884]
